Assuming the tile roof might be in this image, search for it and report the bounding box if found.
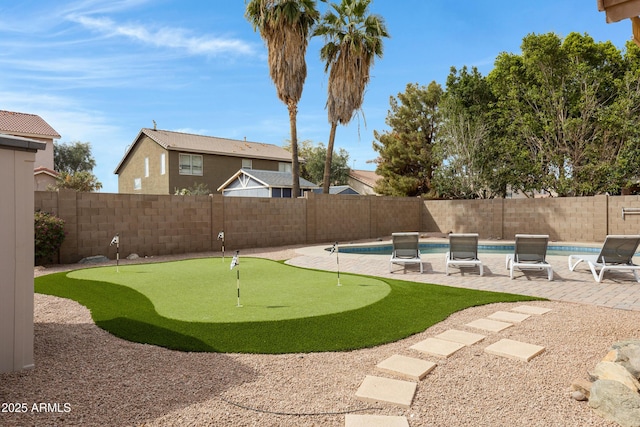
[141,128,292,161]
[0,110,61,139]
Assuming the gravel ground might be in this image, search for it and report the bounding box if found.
[2,246,636,427]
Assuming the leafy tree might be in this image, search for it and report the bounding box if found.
[372,82,442,197]
[432,66,499,199]
[314,0,388,193]
[51,141,102,192]
[49,171,103,192]
[488,32,635,196]
[245,0,319,197]
[54,141,97,174]
[295,140,350,184]
[174,182,211,195]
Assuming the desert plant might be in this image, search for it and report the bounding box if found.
[34,211,66,262]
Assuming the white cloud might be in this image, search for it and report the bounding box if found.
[68,14,255,57]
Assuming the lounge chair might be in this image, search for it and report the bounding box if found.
[389,232,423,274]
[505,234,553,280]
[445,233,483,276]
[567,235,640,283]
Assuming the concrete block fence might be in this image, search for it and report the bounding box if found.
[35,190,640,264]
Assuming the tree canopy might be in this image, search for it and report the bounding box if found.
[373,32,640,198]
[52,141,102,192]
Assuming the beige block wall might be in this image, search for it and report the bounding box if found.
[36,192,636,264]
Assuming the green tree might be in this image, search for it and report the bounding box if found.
[488,32,635,196]
[245,0,319,197]
[294,140,350,184]
[314,0,388,193]
[52,141,102,192]
[432,66,498,199]
[372,82,442,197]
[54,141,96,174]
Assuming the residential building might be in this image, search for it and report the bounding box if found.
[348,169,382,195]
[114,128,296,194]
[0,110,61,190]
[217,169,317,198]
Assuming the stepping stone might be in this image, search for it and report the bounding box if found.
[345,414,410,427]
[355,375,417,408]
[376,354,436,381]
[487,311,530,323]
[434,329,486,346]
[410,337,465,358]
[511,305,552,315]
[465,318,514,332]
[484,338,546,362]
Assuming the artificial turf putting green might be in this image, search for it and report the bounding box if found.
[66,258,390,322]
[35,257,544,354]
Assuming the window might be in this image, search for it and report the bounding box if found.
[278,162,292,173]
[160,153,166,175]
[179,153,203,176]
[134,178,141,190]
[242,159,253,169]
[144,157,149,177]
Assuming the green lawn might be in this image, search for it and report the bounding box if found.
[35,257,543,354]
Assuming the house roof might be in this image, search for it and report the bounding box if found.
[217,168,317,192]
[0,133,47,152]
[114,128,295,174]
[0,110,61,139]
[349,169,381,188]
[34,167,59,178]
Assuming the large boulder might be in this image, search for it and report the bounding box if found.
[590,361,640,392]
[589,379,640,427]
[611,340,640,380]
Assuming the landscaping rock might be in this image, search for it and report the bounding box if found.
[78,255,110,264]
[126,253,140,260]
[571,390,587,401]
[589,379,640,427]
[591,361,640,392]
[612,340,640,380]
[571,378,592,399]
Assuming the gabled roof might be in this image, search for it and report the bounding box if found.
[34,167,59,178]
[217,168,317,192]
[0,110,60,139]
[349,169,381,187]
[114,128,295,174]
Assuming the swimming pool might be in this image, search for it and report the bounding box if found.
[333,243,602,256]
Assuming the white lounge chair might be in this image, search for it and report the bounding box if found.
[445,233,483,276]
[389,232,423,274]
[568,235,640,283]
[505,234,553,280]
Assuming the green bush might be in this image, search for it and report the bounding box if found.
[34,211,66,262]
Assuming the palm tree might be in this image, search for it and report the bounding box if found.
[245,0,319,197]
[314,0,388,193]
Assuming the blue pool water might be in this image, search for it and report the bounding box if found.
[334,243,602,256]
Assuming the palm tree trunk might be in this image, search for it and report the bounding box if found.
[288,101,301,197]
[322,121,338,193]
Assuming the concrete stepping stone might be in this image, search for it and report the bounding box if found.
[487,311,530,323]
[511,305,552,315]
[465,318,514,332]
[355,375,417,408]
[484,338,546,362]
[434,329,486,346]
[345,414,410,427]
[376,354,436,381]
[410,337,465,358]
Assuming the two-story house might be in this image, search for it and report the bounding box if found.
[0,110,61,191]
[114,128,297,195]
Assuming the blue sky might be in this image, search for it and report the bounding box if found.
[0,0,634,193]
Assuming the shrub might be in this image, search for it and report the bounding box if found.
[34,211,66,262]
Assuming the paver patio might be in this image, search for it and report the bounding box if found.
[290,241,640,312]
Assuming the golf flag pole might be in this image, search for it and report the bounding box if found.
[110,234,120,273]
[217,231,225,261]
[230,250,241,307]
[330,241,341,286]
